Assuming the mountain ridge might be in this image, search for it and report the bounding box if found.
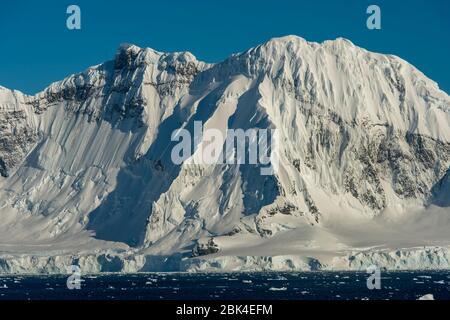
[0,35,449,273]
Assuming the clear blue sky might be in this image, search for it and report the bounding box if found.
[1,0,449,95]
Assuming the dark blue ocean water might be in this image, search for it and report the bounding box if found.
[0,271,449,300]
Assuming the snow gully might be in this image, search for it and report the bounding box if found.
[170,120,280,175]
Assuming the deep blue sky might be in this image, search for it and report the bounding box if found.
[1,0,449,95]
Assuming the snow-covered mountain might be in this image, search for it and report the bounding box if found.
[0,36,449,273]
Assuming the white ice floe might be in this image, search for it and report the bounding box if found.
[418,294,434,300]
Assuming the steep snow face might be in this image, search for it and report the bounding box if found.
[142,36,450,255]
[229,37,450,215]
[0,44,209,246]
[0,36,449,271]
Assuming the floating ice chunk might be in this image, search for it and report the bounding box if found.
[418,294,434,300]
[269,287,287,291]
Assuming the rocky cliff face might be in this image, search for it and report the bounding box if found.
[0,88,38,177]
[0,36,449,272]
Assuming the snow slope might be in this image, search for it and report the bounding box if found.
[0,36,449,273]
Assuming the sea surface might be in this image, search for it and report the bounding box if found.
[0,271,449,300]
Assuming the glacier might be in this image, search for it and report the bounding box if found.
[0,36,449,274]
